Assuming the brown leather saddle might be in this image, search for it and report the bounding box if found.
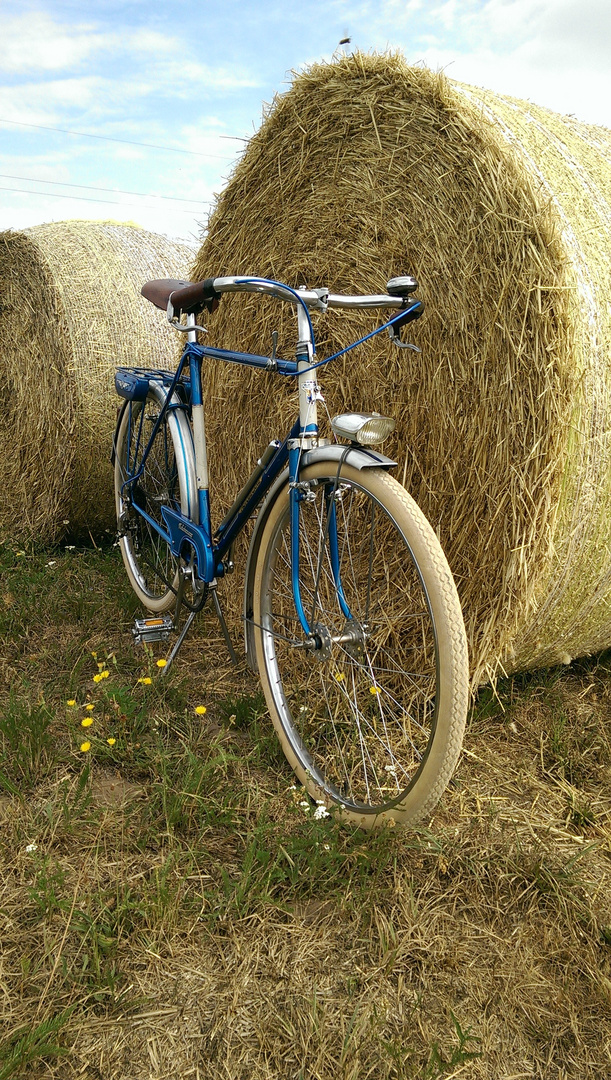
[141,277,220,316]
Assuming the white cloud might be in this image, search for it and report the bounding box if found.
[356,0,611,126]
[0,10,112,74]
[136,57,259,96]
[0,126,219,241]
[0,7,258,92]
[0,67,255,137]
[476,0,611,62]
[0,76,112,124]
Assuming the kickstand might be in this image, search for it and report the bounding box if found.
[160,607,199,676]
[160,566,199,676]
[160,578,237,676]
[210,583,238,665]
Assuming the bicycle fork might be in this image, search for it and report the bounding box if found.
[288,295,352,643]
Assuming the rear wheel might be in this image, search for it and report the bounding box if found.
[253,462,468,828]
[114,383,197,612]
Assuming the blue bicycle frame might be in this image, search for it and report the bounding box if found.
[117,277,418,640]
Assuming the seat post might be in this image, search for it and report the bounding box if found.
[296,291,318,440]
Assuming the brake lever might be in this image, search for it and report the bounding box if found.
[387,297,424,351]
[388,324,421,351]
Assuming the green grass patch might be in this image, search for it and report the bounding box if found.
[2,540,611,1077]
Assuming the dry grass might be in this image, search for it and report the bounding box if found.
[191,52,611,686]
[1,540,611,1078]
[0,220,194,546]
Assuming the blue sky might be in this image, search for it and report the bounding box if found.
[1,0,610,244]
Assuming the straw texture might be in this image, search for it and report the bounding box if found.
[0,220,194,544]
[192,53,611,684]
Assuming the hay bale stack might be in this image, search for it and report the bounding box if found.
[0,220,194,544]
[193,52,611,684]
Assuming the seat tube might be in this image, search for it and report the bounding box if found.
[187,316,211,533]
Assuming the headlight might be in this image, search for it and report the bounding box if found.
[331,412,396,445]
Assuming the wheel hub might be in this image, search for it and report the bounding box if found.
[308,617,366,663]
[311,622,332,661]
[340,617,366,663]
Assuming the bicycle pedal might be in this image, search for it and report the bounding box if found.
[132,615,174,646]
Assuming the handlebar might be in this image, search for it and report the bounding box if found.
[141,274,423,357]
[204,276,423,364]
[209,276,412,312]
[142,274,419,322]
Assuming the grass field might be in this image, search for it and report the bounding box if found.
[1,538,611,1079]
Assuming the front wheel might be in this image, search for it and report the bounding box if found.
[253,463,469,829]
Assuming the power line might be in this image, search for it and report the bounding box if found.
[0,116,237,160]
[0,184,207,216]
[0,171,212,206]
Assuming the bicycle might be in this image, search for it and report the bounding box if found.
[112,273,469,828]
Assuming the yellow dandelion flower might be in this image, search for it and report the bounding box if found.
[81,717,93,728]
[91,651,97,659]
[107,738,116,747]
[84,703,94,711]
[334,672,345,682]
[138,676,152,685]
[194,705,207,715]
[156,659,167,668]
[369,686,380,695]
[93,673,102,683]
[66,699,77,707]
[80,741,91,752]
[97,661,104,670]
[100,670,110,679]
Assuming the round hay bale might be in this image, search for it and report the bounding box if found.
[192,52,611,685]
[0,220,195,545]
